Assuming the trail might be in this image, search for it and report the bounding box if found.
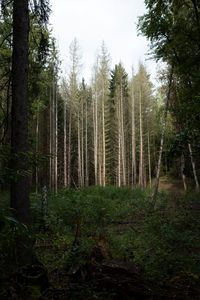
[158,175,185,194]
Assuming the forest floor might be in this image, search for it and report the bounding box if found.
[1,184,200,299]
[158,175,184,194]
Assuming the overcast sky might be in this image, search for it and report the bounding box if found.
[49,0,158,85]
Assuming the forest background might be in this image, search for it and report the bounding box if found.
[0,0,200,298]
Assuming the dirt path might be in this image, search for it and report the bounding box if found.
[158,175,184,194]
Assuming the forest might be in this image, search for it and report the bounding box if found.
[0,0,200,299]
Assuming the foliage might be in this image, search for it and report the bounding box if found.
[1,185,200,297]
[138,0,200,175]
[0,209,32,271]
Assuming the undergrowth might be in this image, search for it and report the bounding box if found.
[1,186,200,298]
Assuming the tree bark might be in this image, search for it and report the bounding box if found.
[55,88,58,193]
[81,95,84,187]
[78,110,81,188]
[85,96,89,186]
[102,85,106,186]
[68,107,72,188]
[63,86,67,188]
[120,83,126,186]
[131,83,137,187]
[180,153,187,191]
[35,106,39,193]
[11,0,30,223]
[118,93,121,187]
[188,143,199,192]
[148,131,152,188]
[52,81,55,191]
[139,88,143,190]
[94,88,98,185]
[49,86,52,189]
[11,0,31,264]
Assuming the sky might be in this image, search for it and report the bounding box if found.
[49,0,158,85]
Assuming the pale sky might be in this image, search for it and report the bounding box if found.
[49,0,158,85]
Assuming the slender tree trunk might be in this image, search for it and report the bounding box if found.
[102,85,106,186]
[35,108,39,193]
[120,84,126,186]
[93,98,96,184]
[55,89,58,193]
[68,107,72,188]
[127,156,130,188]
[188,143,199,192]
[143,154,147,188]
[51,81,55,191]
[81,97,84,187]
[11,0,31,264]
[139,88,143,189]
[94,91,98,185]
[78,111,81,188]
[148,131,152,188]
[180,153,187,191]
[49,87,52,189]
[85,99,89,186]
[152,68,173,207]
[131,84,136,187]
[118,96,121,187]
[99,162,102,185]
[63,89,67,188]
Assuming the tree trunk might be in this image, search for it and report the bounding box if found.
[11,0,31,264]
[152,68,173,207]
[148,131,152,188]
[120,83,126,186]
[55,88,58,193]
[68,107,72,188]
[131,83,137,187]
[118,94,121,187]
[188,143,199,192]
[143,153,147,188]
[78,111,81,188]
[52,82,55,191]
[35,107,39,193]
[63,87,67,188]
[139,88,143,190]
[49,86,52,189]
[85,98,89,186]
[180,153,187,191]
[81,96,84,187]
[102,85,106,186]
[94,90,98,185]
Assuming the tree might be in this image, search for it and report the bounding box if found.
[152,68,173,207]
[109,63,129,186]
[91,44,110,186]
[10,0,31,264]
[99,43,110,186]
[131,63,154,189]
[138,0,200,190]
[7,0,50,264]
[91,57,99,185]
[61,79,67,188]
[67,38,81,188]
[129,71,137,188]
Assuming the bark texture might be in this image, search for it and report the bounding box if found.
[11,0,31,264]
[11,0,30,224]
